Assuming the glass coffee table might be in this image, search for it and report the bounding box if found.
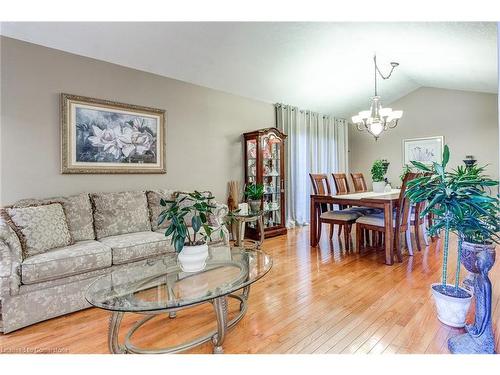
[85,245,272,354]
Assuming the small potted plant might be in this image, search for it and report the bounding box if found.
[406,145,499,328]
[159,191,225,272]
[371,159,386,192]
[245,183,264,213]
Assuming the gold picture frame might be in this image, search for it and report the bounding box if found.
[61,93,166,174]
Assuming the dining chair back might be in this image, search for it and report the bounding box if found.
[397,172,419,233]
[309,174,332,195]
[350,173,368,192]
[332,173,350,194]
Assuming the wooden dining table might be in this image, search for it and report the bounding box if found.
[310,189,402,265]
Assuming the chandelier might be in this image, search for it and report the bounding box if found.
[352,54,403,140]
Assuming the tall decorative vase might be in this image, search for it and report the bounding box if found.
[448,242,496,354]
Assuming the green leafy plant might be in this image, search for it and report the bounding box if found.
[159,191,225,252]
[371,159,386,182]
[400,164,413,181]
[405,145,499,295]
[244,183,264,200]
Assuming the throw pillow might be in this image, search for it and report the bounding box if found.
[6,203,74,258]
[146,190,175,231]
[14,193,95,241]
[91,191,151,239]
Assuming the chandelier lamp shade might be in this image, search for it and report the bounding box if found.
[352,55,403,140]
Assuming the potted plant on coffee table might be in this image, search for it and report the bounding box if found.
[159,191,225,272]
[245,183,264,213]
[371,159,386,193]
[406,145,499,328]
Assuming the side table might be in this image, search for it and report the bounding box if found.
[232,211,265,249]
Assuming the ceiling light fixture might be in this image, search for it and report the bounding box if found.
[352,54,403,140]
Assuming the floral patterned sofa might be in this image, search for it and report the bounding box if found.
[0,190,228,333]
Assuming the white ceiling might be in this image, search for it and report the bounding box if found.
[1,22,497,117]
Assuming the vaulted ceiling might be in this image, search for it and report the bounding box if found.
[1,22,497,117]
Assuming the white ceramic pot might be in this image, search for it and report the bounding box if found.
[431,283,473,328]
[372,181,386,193]
[178,243,209,273]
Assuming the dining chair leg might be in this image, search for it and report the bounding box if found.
[414,224,422,252]
[360,227,365,249]
[343,224,350,251]
[338,225,342,237]
[405,229,414,256]
[422,222,430,246]
[363,229,370,247]
[394,231,401,260]
[317,220,323,243]
[329,224,334,239]
[356,224,362,253]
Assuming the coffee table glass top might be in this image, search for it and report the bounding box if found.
[85,246,272,313]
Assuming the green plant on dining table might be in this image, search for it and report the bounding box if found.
[405,145,500,296]
[370,159,386,182]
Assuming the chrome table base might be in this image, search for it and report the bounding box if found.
[108,286,250,354]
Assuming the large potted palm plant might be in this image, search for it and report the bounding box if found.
[406,145,499,328]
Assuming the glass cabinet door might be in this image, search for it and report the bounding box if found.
[261,133,281,229]
[246,138,257,185]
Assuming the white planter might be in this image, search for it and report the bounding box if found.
[431,283,472,328]
[178,243,209,273]
[372,181,386,193]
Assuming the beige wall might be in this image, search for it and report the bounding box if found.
[0,37,275,205]
[349,87,499,189]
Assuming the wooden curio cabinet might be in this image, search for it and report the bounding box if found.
[243,127,287,239]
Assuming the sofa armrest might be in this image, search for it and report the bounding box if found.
[0,220,23,296]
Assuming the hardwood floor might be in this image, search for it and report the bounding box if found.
[0,226,498,354]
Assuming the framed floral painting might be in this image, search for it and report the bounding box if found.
[403,136,444,166]
[61,94,166,174]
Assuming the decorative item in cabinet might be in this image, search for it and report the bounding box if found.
[243,127,287,239]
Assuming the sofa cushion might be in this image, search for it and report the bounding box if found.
[13,193,95,242]
[99,231,173,265]
[6,203,74,258]
[91,191,151,239]
[21,240,111,284]
[146,190,175,231]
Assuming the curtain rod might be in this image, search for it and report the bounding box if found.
[275,102,346,121]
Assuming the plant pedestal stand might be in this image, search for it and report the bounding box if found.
[448,244,496,354]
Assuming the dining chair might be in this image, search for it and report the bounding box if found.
[350,173,368,193]
[309,173,362,249]
[331,173,382,247]
[354,172,418,258]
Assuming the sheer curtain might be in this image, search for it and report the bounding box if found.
[276,103,348,227]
